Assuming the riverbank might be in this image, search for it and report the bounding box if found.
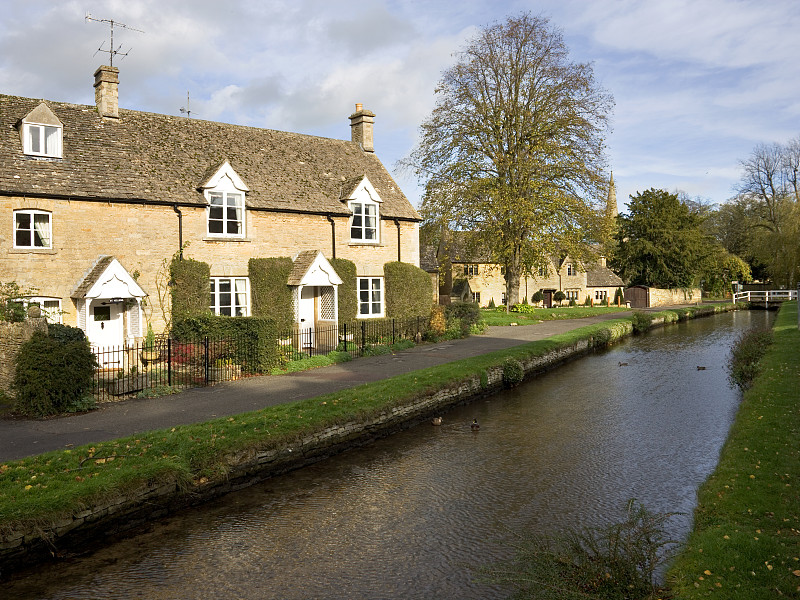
[0,303,733,578]
[667,301,800,598]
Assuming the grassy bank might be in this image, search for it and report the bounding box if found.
[0,318,629,538]
[0,304,734,548]
[667,301,800,598]
[481,305,629,326]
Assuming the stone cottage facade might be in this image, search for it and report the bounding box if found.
[0,65,421,350]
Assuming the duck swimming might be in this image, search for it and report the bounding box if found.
[431,417,443,426]
[470,419,480,431]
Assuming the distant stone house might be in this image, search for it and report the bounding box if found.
[0,65,421,350]
[421,237,624,308]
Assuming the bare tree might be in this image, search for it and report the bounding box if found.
[734,136,800,285]
[403,13,613,307]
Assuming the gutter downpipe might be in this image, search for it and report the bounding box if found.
[327,215,336,260]
[394,219,401,262]
[173,204,183,260]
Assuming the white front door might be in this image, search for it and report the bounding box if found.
[298,286,316,348]
[89,300,124,367]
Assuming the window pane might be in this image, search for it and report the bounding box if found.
[28,125,41,153]
[33,213,50,247]
[44,126,59,155]
[15,212,30,230]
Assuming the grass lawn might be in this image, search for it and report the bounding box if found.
[481,305,630,326]
[667,301,800,598]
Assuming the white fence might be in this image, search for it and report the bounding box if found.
[733,289,797,303]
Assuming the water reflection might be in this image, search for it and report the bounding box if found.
[5,310,773,599]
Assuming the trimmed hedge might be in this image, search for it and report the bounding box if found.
[248,257,294,331]
[13,331,97,416]
[170,257,211,322]
[330,258,357,322]
[384,261,433,319]
[171,315,280,373]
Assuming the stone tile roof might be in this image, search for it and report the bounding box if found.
[586,263,625,287]
[0,95,420,221]
[71,255,114,298]
[287,250,320,285]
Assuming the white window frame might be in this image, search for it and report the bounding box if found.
[357,277,383,318]
[13,209,52,249]
[566,264,574,276]
[25,297,63,323]
[464,264,479,276]
[206,190,245,238]
[23,122,62,158]
[210,277,250,316]
[471,291,481,304]
[595,290,608,301]
[349,200,379,243]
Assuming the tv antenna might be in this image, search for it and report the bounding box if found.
[85,13,144,66]
[180,92,198,118]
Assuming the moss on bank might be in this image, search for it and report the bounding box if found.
[667,302,800,598]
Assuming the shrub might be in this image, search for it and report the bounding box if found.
[584,295,592,306]
[554,290,566,305]
[568,298,576,307]
[428,305,446,338]
[248,257,294,331]
[170,257,211,322]
[0,281,34,322]
[614,287,624,305]
[488,298,496,309]
[728,327,773,390]
[13,331,97,416]
[531,290,544,305]
[171,315,280,373]
[330,258,357,322]
[384,261,433,319]
[502,357,524,387]
[47,323,87,344]
[445,302,481,337]
[631,311,653,333]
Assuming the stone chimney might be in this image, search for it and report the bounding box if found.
[94,65,120,119]
[349,103,375,152]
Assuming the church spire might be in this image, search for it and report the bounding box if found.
[606,172,618,219]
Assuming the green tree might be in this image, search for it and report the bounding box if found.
[405,13,613,310]
[610,189,710,288]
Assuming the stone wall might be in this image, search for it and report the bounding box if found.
[0,318,47,397]
[648,287,702,307]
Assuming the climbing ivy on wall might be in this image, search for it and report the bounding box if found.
[384,261,433,319]
[169,257,211,323]
[248,257,294,331]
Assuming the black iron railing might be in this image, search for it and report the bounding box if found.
[91,316,429,399]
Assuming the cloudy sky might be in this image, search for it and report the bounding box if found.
[1,0,798,213]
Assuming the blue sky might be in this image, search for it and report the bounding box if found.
[1,0,798,214]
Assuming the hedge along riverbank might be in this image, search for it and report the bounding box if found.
[667,301,800,598]
[0,304,735,577]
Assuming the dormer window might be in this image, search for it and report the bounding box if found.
[208,191,243,236]
[344,176,382,244]
[24,123,62,157]
[20,102,63,158]
[199,160,249,239]
[350,200,378,241]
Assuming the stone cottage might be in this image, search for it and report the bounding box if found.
[0,65,421,350]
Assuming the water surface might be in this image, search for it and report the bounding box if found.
[5,310,772,599]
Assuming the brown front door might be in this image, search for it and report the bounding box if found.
[543,290,554,308]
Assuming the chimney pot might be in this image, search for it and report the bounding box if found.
[94,65,120,119]
[349,103,375,153]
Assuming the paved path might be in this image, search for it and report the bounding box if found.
[0,313,629,462]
